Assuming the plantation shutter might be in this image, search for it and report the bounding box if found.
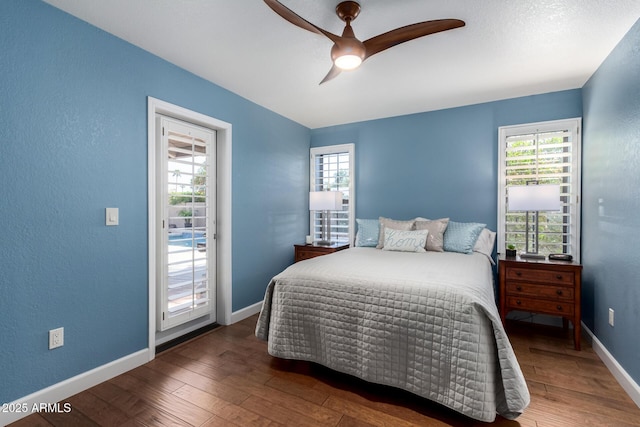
[498,119,581,260]
[158,116,216,331]
[310,144,355,245]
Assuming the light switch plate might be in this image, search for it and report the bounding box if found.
[106,207,119,226]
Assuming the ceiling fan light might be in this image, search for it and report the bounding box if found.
[334,54,362,70]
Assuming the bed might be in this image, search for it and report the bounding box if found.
[255,244,530,422]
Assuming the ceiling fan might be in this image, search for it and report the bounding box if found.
[264,0,465,84]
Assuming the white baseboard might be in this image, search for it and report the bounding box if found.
[582,322,640,407]
[155,315,217,346]
[158,301,263,346]
[2,302,264,426]
[1,349,150,426]
[6,316,636,426]
[231,300,263,324]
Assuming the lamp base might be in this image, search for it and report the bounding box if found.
[520,252,546,260]
[314,240,333,246]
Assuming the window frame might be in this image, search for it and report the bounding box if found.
[310,143,355,245]
[497,118,582,261]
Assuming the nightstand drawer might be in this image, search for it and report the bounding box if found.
[506,267,575,285]
[506,282,574,301]
[295,248,322,262]
[507,296,575,316]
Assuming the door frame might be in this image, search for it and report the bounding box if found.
[147,97,232,360]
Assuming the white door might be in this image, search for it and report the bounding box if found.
[157,115,216,331]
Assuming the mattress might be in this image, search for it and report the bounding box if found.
[255,247,530,422]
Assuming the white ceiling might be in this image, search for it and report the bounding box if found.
[43,0,640,129]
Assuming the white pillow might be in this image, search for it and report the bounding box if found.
[382,229,429,253]
[473,228,497,264]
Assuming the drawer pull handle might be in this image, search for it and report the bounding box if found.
[556,275,563,280]
[516,300,522,305]
[515,271,522,276]
[557,305,563,311]
[516,286,523,291]
[556,289,563,296]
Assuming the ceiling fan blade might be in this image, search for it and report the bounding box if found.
[263,0,341,43]
[363,19,465,60]
[319,64,342,85]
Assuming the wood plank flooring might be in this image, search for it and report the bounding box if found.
[10,316,640,427]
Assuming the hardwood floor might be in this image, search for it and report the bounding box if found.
[10,315,640,427]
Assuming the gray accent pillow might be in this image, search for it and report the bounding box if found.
[376,217,415,249]
[415,218,450,252]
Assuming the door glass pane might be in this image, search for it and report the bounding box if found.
[166,128,210,321]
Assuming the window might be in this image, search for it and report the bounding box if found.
[310,144,355,244]
[498,118,581,260]
[157,115,216,331]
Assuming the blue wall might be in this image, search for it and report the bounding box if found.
[3,0,638,410]
[311,90,583,230]
[0,0,309,404]
[582,19,640,384]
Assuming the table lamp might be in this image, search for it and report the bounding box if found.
[508,183,561,259]
[309,191,343,246]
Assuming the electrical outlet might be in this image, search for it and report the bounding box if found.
[608,308,614,327]
[49,327,64,349]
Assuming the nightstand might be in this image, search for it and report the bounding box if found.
[294,243,349,262]
[498,254,583,350]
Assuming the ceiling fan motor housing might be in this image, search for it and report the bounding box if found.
[336,1,361,22]
[331,39,365,69]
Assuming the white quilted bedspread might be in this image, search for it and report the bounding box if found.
[255,247,530,422]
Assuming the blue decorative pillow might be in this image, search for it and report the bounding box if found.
[355,219,380,247]
[443,221,487,254]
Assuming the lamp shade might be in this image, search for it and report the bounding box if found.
[508,184,561,212]
[309,191,343,211]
